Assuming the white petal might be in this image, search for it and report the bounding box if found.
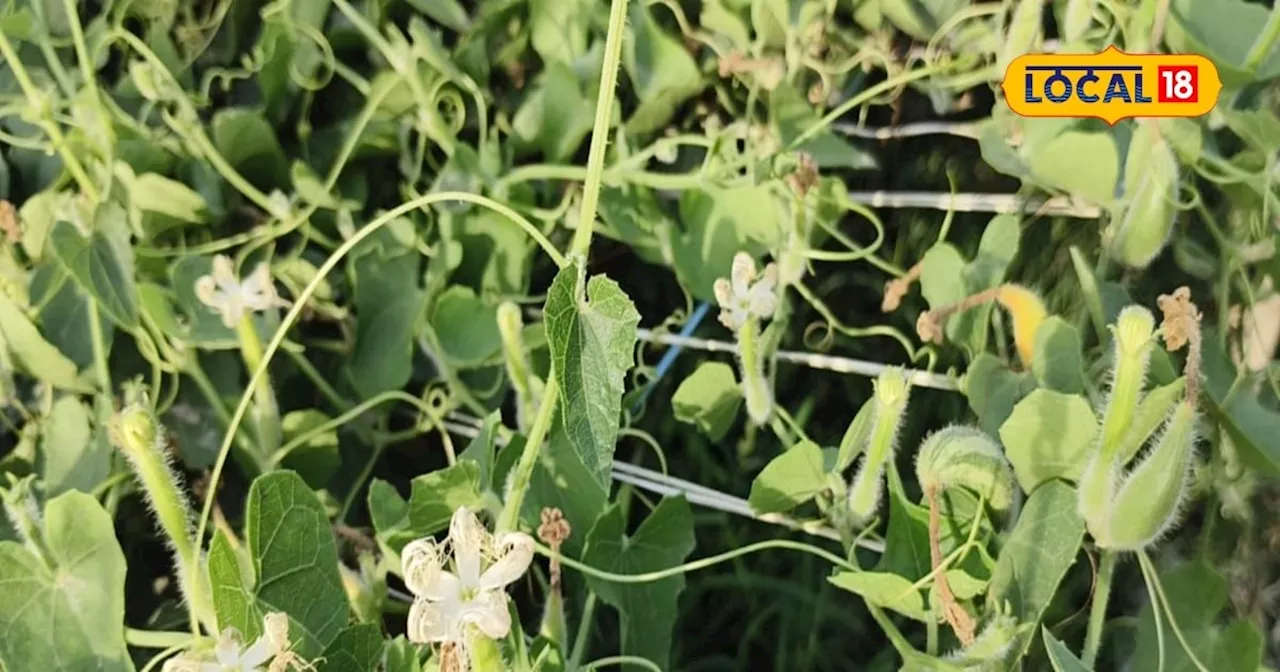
[479,532,533,590]
[193,275,224,309]
[730,252,755,298]
[218,297,245,329]
[240,263,280,311]
[401,538,446,597]
[458,591,513,640]
[712,278,734,309]
[238,635,274,669]
[449,507,488,588]
[210,255,238,288]
[261,612,290,655]
[160,656,204,672]
[214,628,245,666]
[407,598,454,644]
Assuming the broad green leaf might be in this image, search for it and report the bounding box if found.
[543,258,640,489]
[512,61,596,163]
[347,232,426,399]
[40,396,109,496]
[29,262,114,370]
[1043,627,1091,672]
[17,189,74,263]
[458,411,503,490]
[876,484,989,581]
[999,389,1098,492]
[672,361,742,441]
[0,290,93,393]
[319,623,386,672]
[1031,317,1086,394]
[987,481,1085,658]
[748,440,826,514]
[1166,0,1280,85]
[1130,559,1263,672]
[674,185,780,301]
[769,84,877,170]
[1222,109,1280,153]
[528,0,593,65]
[880,0,967,41]
[1200,341,1280,476]
[367,479,411,551]
[1025,129,1119,205]
[623,3,705,134]
[829,570,930,621]
[919,242,971,343]
[406,461,486,543]
[1108,120,1178,269]
[279,409,340,488]
[382,636,424,672]
[454,210,535,297]
[430,285,501,368]
[0,491,132,672]
[405,0,469,32]
[583,496,695,670]
[47,207,139,329]
[526,424,609,558]
[964,214,1021,351]
[211,108,291,190]
[964,353,1034,438]
[127,171,210,236]
[210,471,349,657]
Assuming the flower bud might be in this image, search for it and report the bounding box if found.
[847,369,911,523]
[1107,120,1179,269]
[915,426,1015,512]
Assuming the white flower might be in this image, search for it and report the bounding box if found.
[194,255,286,329]
[402,507,534,653]
[713,252,779,330]
[162,612,305,672]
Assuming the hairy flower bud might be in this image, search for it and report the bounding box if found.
[846,369,911,523]
[915,425,1015,512]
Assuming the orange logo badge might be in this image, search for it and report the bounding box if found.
[1001,46,1221,125]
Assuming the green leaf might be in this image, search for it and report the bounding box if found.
[127,171,210,236]
[876,485,988,581]
[347,234,426,399]
[1025,128,1119,205]
[672,361,743,441]
[748,440,826,514]
[458,411,503,490]
[1200,340,1280,475]
[29,262,114,370]
[624,3,705,134]
[999,389,1098,492]
[829,570,930,621]
[1031,317,1086,394]
[367,479,411,551]
[209,471,349,657]
[47,205,139,329]
[674,185,781,301]
[453,210,535,297]
[526,424,609,559]
[880,0,967,41]
[512,62,596,163]
[986,481,1085,658]
[405,0,470,32]
[769,84,877,170]
[964,353,1034,437]
[40,396,109,496]
[0,491,132,672]
[406,461,486,543]
[543,258,640,489]
[382,636,424,672]
[319,623,386,672]
[1042,627,1091,672]
[430,285,502,368]
[528,0,593,65]
[1130,559,1263,672]
[1166,0,1280,85]
[0,290,93,393]
[211,108,291,191]
[919,242,970,342]
[583,496,696,670]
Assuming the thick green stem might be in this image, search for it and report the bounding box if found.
[570,0,632,257]
[235,316,280,467]
[1083,550,1117,668]
[496,375,560,533]
[468,632,506,672]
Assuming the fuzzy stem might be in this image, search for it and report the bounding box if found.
[738,318,772,425]
[1083,550,1117,668]
[497,302,538,431]
[497,375,560,533]
[235,316,280,467]
[468,632,506,672]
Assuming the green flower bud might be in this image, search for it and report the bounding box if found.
[847,369,911,523]
[915,426,1015,512]
[1096,400,1198,550]
[1107,120,1179,269]
[944,613,1023,667]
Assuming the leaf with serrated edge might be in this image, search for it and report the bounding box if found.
[543,258,640,489]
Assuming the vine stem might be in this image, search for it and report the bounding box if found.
[570,0,631,257]
[495,376,559,533]
[1083,550,1117,668]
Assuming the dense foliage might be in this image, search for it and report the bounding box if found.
[2,0,1280,670]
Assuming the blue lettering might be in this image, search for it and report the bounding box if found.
[1025,73,1042,103]
[1133,73,1152,103]
[1104,74,1131,103]
[1044,71,1072,103]
[1076,70,1100,103]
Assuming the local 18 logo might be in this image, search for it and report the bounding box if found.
[1001,46,1222,125]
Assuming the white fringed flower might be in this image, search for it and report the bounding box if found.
[713,252,778,330]
[162,612,310,672]
[194,255,286,329]
[402,507,534,654]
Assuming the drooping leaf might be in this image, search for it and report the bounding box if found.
[543,258,640,489]
[430,285,502,368]
[672,361,742,441]
[0,290,94,393]
[0,491,133,672]
[748,440,827,514]
[999,389,1098,492]
[583,496,696,670]
[829,570,930,621]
